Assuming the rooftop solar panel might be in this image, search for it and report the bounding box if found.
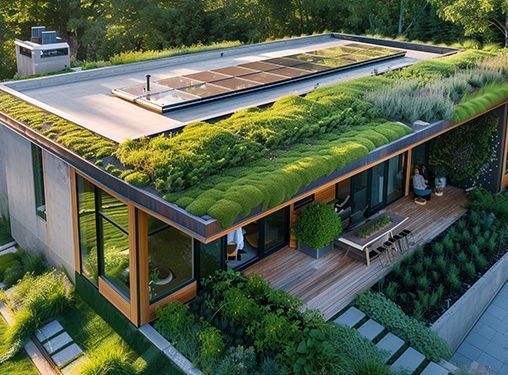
[239,61,282,71]
[269,67,309,78]
[184,71,230,82]
[142,90,200,106]
[241,71,287,84]
[212,66,258,76]
[212,77,260,91]
[180,83,232,98]
[112,42,406,112]
[156,76,203,89]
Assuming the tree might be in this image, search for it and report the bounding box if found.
[429,0,508,47]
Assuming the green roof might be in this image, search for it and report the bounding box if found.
[1,49,507,229]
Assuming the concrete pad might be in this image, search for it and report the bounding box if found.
[139,324,171,352]
[477,352,503,373]
[43,332,73,355]
[357,319,384,341]
[36,320,64,343]
[25,340,59,375]
[51,343,83,368]
[333,307,365,328]
[456,341,482,362]
[0,245,17,255]
[421,362,449,375]
[375,332,404,361]
[390,347,425,373]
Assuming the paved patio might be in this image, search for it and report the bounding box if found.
[451,282,508,374]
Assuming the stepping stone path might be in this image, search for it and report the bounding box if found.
[35,320,86,373]
[334,306,452,375]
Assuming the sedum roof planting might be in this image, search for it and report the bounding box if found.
[0,48,507,229]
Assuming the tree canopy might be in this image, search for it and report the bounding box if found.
[0,0,504,80]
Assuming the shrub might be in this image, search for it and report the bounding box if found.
[196,325,225,369]
[2,261,23,287]
[354,358,391,375]
[79,345,135,375]
[293,202,341,249]
[154,301,194,340]
[354,290,451,361]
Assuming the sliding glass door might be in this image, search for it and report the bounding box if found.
[350,153,407,222]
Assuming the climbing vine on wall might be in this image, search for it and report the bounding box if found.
[429,114,498,183]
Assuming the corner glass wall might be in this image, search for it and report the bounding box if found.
[147,215,194,302]
[76,175,131,300]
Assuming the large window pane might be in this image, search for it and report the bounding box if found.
[387,155,404,204]
[99,190,129,231]
[199,239,223,280]
[102,217,130,298]
[148,217,193,302]
[77,176,98,284]
[31,144,46,220]
[264,208,288,253]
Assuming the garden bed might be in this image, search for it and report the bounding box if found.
[153,269,392,374]
[373,189,508,324]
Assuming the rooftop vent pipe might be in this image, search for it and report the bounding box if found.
[145,74,151,92]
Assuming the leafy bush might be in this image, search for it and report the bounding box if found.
[2,262,23,288]
[354,290,451,361]
[156,269,387,374]
[468,187,508,224]
[293,202,341,249]
[79,344,135,375]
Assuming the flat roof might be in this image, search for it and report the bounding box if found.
[2,33,443,142]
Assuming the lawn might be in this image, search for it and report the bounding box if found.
[58,296,183,375]
[0,316,38,375]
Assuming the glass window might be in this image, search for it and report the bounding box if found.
[199,238,223,280]
[99,190,129,231]
[19,46,32,58]
[77,176,98,284]
[101,217,130,298]
[31,144,46,220]
[148,216,193,302]
[386,155,404,204]
[76,175,131,299]
[41,48,68,58]
[264,208,289,253]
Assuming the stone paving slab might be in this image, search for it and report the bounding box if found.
[52,343,83,368]
[25,340,59,375]
[390,347,425,373]
[357,319,384,341]
[375,332,404,361]
[36,320,64,343]
[421,361,449,375]
[333,307,365,328]
[139,323,171,352]
[0,244,17,254]
[43,331,73,355]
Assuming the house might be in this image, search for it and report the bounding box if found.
[0,33,506,327]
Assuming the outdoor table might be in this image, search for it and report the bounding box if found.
[336,212,408,266]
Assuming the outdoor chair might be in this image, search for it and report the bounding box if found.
[227,243,239,261]
[400,229,415,246]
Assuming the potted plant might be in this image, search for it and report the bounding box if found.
[293,202,342,259]
[433,165,447,189]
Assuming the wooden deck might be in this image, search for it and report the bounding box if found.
[244,186,468,320]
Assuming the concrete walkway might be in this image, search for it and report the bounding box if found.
[451,282,508,374]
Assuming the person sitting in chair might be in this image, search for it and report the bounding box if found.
[413,167,432,200]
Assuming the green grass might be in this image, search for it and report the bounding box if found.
[59,296,183,375]
[0,316,38,375]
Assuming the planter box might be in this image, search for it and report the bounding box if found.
[431,251,508,352]
[298,242,333,259]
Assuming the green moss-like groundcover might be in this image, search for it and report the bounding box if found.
[1,48,506,229]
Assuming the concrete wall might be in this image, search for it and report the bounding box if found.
[0,125,75,278]
[0,127,9,218]
[431,251,508,352]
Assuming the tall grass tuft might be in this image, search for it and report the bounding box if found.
[79,344,135,375]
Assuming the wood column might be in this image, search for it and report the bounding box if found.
[404,149,413,196]
[137,210,150,325]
